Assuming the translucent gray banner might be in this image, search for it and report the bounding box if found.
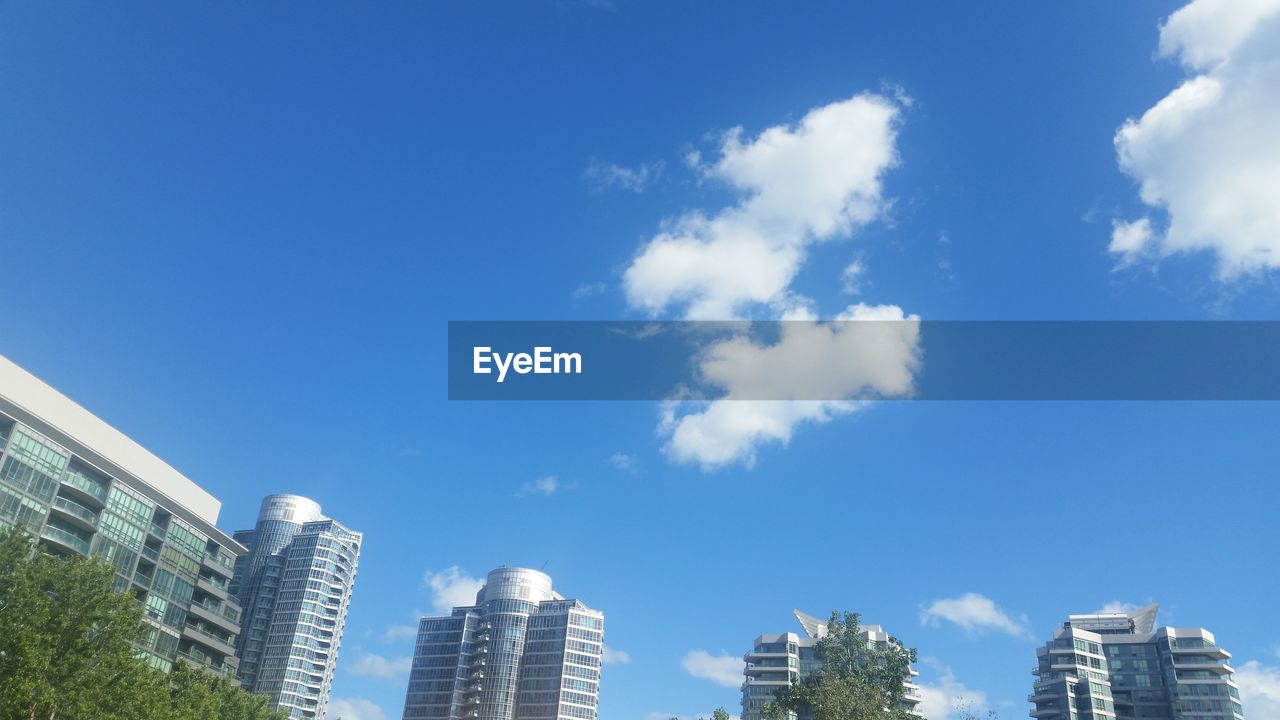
[448,321,1280,400]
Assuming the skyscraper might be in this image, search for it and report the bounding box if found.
[0,355,245,677]
[1030,604,1245,720]
[741,610,923,720]
[230,494,362,720]
[402,567,604,720]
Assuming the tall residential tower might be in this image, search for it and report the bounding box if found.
[0,355,245,677]
[1029,604,1245,720]
[402,567,604,720]
[230,494,362,720]
[741,610,923,720]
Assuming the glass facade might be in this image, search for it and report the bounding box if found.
[230,494,362,720]
[0,408,244,678]
[1030,605,1245,720]
[402,568,604,720]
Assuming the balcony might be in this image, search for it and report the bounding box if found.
[148,521,167,539]
[198,574,230,597]
[134,570,154,588]
[182,623,237,657]
[176,650,232,678]
[188,600,242,634]
[59,473,108,506]
[203,550,236,574]
[40,524,91,555]
[50,495,99,530]
[141,545,161,563]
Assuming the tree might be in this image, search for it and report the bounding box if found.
[0,525,287,720]
[0,525,169,720]
[762,611,919,720]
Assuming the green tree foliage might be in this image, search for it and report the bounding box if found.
[762,611,919,720]
[0,525,286,720]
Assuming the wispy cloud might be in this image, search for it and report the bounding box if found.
[574,281,607,300]
[584,157,665,193]
[920,593,1032,639]
[1094,600,1140,614]
[602,645,631,664]
[517,475,561,497]
[681,650,742,688]
[423,566,485,613]
[346,652,413,680]
[609,452,638,473]
[383,624,417,642]
[328,698,388,720]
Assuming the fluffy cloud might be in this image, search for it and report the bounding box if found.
[916,665,990,720]
[423,566,484,612]
[623,93,902,320]
[920,593,1032,639]
[346,653,413,679]
[517,475,560,497]
[1111,0,1280,277]
[662,304,921,469]
[1236,660,1280,718]
[681,650,743,688]
[327,697,388,720]
[602,645,632,664]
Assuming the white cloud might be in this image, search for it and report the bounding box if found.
[382,624,417,641]
[327,697,387,720]
[585,157,665,193]
[346,653,413,679]
[1236,660,1280,718]
[609,452,638,472]
[681,650,743,688]
[841,257,866,295]
[916,665,990,720]
[602,645,632,664]
[1109,218,1154,266]
[662,304,921,469]
[423,566,484,612]
[517,475,560,497]
[1094,600,1140,615]
[623,93,902,320]
[574,281,607,300]
[1112,0,1280,277]
[920,593,1032,639]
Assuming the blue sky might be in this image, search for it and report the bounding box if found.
[3,1,1280,719]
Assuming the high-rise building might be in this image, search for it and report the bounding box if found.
[402,567,604,720]
[0,355,245,677]
[229,494,362,720]
[1029,604,1245,720]
[741,610,923,720]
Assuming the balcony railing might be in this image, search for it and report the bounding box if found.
[176,650,231,677]
[60,473,108,503]
[40,525,91,555]
[51,495,99,526]
[185,623,235,649]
